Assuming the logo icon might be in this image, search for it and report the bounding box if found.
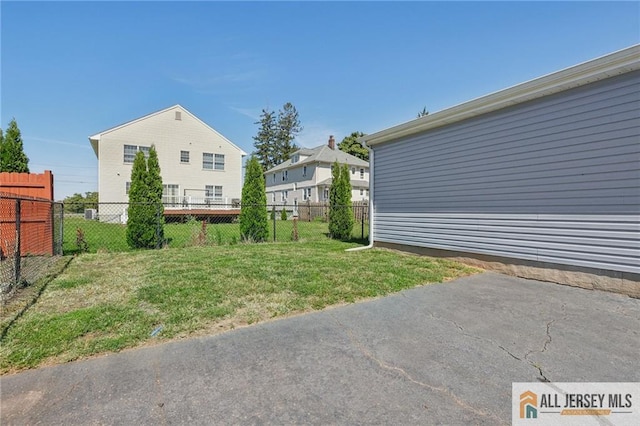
[520,390,538,419]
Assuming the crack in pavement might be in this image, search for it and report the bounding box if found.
[498,345,521,361]
[612,304,639,320]
[329,312,508,425]
[388,297,542,381]
[426,312,523,362]
[524,319,555,383]
[542,320,554,353]
[424,309,555,383]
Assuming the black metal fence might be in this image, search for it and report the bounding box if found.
[0,199,368,302]
[0,195,64,302]
[65,202,369,254]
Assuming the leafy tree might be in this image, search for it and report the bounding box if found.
[126,147,164,249]
[239,157,269,242]
[63,192,99,213]
[0,118,29,173]
[252,102,302,171]
[338,131,368,161]
[417,107,429,118]
[328,162,354,240]
[63,193,85,213]
[85,191,99,207]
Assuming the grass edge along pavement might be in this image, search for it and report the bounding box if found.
[0,240,480,374]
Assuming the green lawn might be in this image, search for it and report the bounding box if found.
[64,217,368,254]
[0,239,478,373]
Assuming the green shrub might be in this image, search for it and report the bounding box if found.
[76,228,89,253]
[280,208,288,221]
[126,151,158,249]
[239,157,269,242]
[328,162,354,240]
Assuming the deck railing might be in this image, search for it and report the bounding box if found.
[162,196,239,209]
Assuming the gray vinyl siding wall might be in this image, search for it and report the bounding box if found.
[372,70,640,274]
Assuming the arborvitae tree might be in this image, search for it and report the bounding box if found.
[338,131,368,161]
[126,151,156,249]
[328,162,354,240]
[146,145,165,247]
[340,163,354,234]
[239,157,269,242]
[0,119,30,172]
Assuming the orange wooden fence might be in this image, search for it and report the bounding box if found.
[0,171,54,257]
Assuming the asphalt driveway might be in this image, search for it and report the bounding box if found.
[1,272,638,425]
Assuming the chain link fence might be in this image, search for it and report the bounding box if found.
[1,199,368,303]
[1,195,63,302]
[66,202,369,254]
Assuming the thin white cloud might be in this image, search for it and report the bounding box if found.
[169,50,266,94]
[171,70,262,90]
[229,106,261,121]
[29,136,90,149]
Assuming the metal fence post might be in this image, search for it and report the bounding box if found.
[361,205,365,240]
[49,200,55,255]
[14,199,21,286]
[272,205,276,242]
[156,203,163,249]
[59,203,64,255]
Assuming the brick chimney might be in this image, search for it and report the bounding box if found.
[328,135,335,150]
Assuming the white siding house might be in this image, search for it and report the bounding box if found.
[362,45,640,296]
[89,105,246,221]
[265,136,369,210]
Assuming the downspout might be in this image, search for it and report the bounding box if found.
[346,141,374,252]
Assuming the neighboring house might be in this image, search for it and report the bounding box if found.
[265,136,369,210]
[361,45,640,297]
[89,105,246,221]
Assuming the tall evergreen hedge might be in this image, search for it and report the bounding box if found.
[239,156,269,242]
[328,162,354,240]
[126,146,164,249]
[146,147,165,246]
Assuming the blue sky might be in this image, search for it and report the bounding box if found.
[1,1,638,200]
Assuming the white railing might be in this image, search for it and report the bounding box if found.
[164,196,234,210]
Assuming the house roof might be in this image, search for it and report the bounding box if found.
[265,144,369,173]
[88,104,247,157]
[317,178,369,188]
[361,44,640,147]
